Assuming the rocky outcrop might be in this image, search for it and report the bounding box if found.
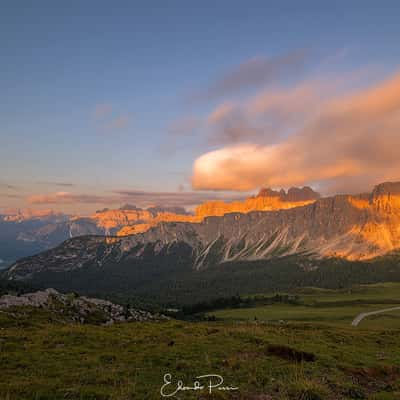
[0,288,166,324]
[147,206,189,216]
[284,187,321,202]
[257,186,320,202]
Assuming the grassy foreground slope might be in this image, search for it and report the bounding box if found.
[1,294,400,400]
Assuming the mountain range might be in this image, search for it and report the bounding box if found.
[3,182,400,305]
[0,186,318,267]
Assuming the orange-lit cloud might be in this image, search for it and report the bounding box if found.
[192,72,400,193]
[208,103,237,124]
[204,77,349,146]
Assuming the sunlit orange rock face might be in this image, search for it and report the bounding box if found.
[63,184,400,261]
[195,187,318,219]
[371,183,400,213]
[90,207,200,236]
[115,213,201,235]
[8,182,400,283]
[341,182,400,259]
[81,183,400,264]
[91,209,154,232]
[117,224,151,236]
[116,213,200,235]
[110,187,320,236]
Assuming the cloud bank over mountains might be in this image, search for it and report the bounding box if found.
[191,70,400,194]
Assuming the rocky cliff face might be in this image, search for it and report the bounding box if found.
[105,188,318,236]
[90,208,154,234]
[6,182,400,280]
[370,182,400,213]
[115,212,200,235]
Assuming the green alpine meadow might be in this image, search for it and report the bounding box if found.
[1,282,400,399]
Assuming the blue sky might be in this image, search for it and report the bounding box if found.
[2,1,400,214]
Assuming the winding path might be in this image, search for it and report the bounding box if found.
[351,306,400,327]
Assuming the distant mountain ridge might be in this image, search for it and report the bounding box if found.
[0,209,64,223]
[0,211,70,268]
[1,186,319,263]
